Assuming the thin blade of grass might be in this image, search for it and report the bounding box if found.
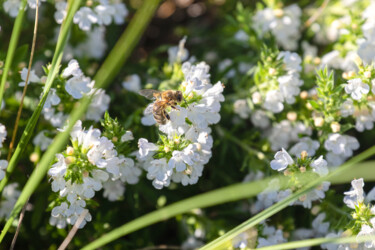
[0,0,28,106]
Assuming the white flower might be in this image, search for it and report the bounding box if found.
[73,7,98,31]
[146,158,173,189]
[74,27,107,59]
[278,51,302,73]
[0,183,21,220]
[18,68,40,87]
[278,74,302,104]
[357,40,375,65]
[312,213,330,236]
[86,88,110,121]
[324,133,359,157]
[257,224,287,247]
[0,160,8,181]
[263,90,284,113]
[54,1,67,24]
[168,37,189,64]
[355,112,374,132]
[310,156,329,176]
[344,78,370,101]
[33,130,53,151]
[49,154,67,178]
[297,181,330,208]
[290,137,320,157]
[357,224,375,248]
[95,4,115,25]
[344,178,365,209]
[326,152,345,167]
[122,74,141,93]
[340,99,354,117]
[0,124,7,148]
[3,0,22,18]
[270,148,294,171]
[251,110,270,129]
[121,131,134,142]
[118,156,141,184]
[233,99,250,119]
[103,179,125,201]
[112,3,128,24]
[43,88,61,109]
[62,59,82,78]
[65,76,92,99]
[27,0,45,9]
[138,138,159,158]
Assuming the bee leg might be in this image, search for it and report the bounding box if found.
[163,110,170,120]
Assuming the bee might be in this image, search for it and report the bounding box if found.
[139,89,184,125]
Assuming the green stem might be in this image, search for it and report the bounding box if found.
[0,0,28,106]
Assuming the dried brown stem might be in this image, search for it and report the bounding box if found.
[10,198,30,250]
[58,209,89,250]
[304,0,330,28]
[7,0,40,161]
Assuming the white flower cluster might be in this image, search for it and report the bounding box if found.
[232,222,286,248]
[263,52,303,113]
[42,59,110,128]
[54,0,128,31]
[3,0,45,17]
[268,120,312,151]
[338,77,375,133]
[322,179,375,250]
[357,2,375,65]
[251,149,330,213]
[138,61,224,189]
[324,133,359,166]
[48,121,141,228]
[0,183,21,220]
[252,4,301,50]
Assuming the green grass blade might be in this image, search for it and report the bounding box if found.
[0,0,83,242]
[0,0,27,106]
[200,145,375,250]
[257,235,375,250]
[0,0,81,193]
[81,154,375,249]
[0,0,160,243]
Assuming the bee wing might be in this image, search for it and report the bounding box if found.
[139,89,161,100]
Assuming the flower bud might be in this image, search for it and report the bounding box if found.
[40,76,47,84]
[65,156,76,164]
[287,111,297,121]
[174,138,180,144]
[314,117,324,127]
[313,57,321,65]
[112,136,118,143]
[283,169,291,176]
[252,92,262,104]
[300,91,308,99]
[364,71,372,78]
[299,194,307,202]
[300,151,308,160]
[66,146,74,155]
[164,146,170,153]
[274,9,284,17]
[268,68,277,76]
[342,72,349,79]
[30,152,39,163]
[299,166,306,173]
[348,71,355,78]
[330,122,341,133]
[311,206,320,215]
